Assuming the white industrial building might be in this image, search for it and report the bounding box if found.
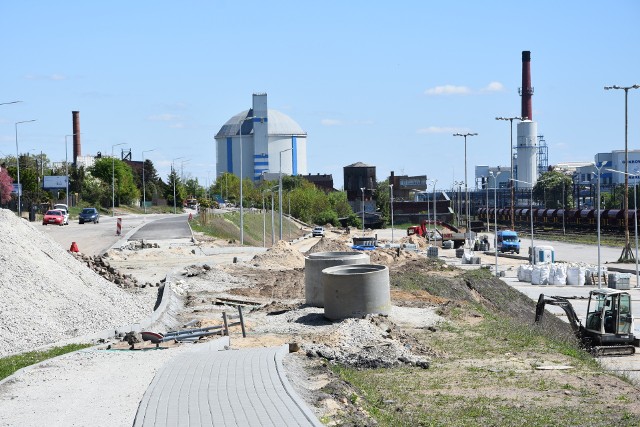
[215,93,307,181]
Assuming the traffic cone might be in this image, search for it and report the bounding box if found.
[70,242,79,253]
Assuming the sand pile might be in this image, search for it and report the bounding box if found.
[249,240,305,269]
[305,237,354,255]
[399,234,428,249]
[0,209,151,357]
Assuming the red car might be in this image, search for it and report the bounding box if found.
[42,209,68,226]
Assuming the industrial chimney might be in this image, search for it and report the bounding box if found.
[516,50,538,188]
[519,51,533,121]
[72,111,81,166]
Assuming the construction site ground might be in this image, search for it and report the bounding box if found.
[2,213,640,426]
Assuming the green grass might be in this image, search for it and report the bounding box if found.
[191,211,306,246]
[0,344,92,381]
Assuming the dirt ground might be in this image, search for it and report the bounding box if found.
[101,231,640,426]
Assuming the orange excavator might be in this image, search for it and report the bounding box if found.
[407,220,467,248]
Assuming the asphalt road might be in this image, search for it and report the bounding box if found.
[40,212,187,256]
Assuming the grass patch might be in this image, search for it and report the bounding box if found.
[324,262,640,426]
[0,344,92,381]
[192,211,306,246]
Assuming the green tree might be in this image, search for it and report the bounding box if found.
[89,157,140,207]
[327,191,354,218]
[165,169,186,209]
[373,179,390,226]
[533,171,574,208]
[81,175,110,207]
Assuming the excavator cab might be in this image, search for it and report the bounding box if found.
[584,289,634,345]
[536,289,637,356]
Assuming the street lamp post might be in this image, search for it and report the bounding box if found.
[279,148,292,241]
[389,184,394,243]
[111,143,126,216]
[512,177,552,266]
[431,179,438,244]
[484,175,490,232]
[360,187,366,236]
[490,170,502,277]
[238,115,267,245]
[604,84,639,262]
[454,181,464,228]
[453,132,477,248]
[172,156,185,214]
[270,187,277,245]
[496,116,525,231]
[593,162,609,288]
[607,167,639,288]
[262,190,267,247]
[142,149,155,213]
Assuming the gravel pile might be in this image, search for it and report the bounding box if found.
[251,306,435,369]
[0,209,153,357]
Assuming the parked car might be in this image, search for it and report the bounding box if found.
[43,209,68,226]
[312,226,325,237]
[79,207,100,224]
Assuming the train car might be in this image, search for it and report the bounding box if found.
[577,209,595,227]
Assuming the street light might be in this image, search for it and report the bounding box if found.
[512,177,552,266]
[604,84,640,262]
[172,156,185,214]
[269,185,278,245]
[490,170,502,277]
[111,143,126,216]
[431,179,438,245]
[238,115,267,245]
[279,147,292,241]
[496,116,526,230]
[262,189,267,247]
[607,167,639,288]
[360,187,366,236]
[454,181,464,228]
[1,101,21,106]
[591,161,609,288]
[453,132,478,248]
[15,120,36,218]
[389,183,394,243]
[142,149,155,213]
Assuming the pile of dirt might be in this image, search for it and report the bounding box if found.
[398,235,428,250]
[249,240,305,269]
[305,237,354,255]
[368,247,422,266]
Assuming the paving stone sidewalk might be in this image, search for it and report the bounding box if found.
[133,337,322,427]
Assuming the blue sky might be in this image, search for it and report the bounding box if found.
[1,1,639,190]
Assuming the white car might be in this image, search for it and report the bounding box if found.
[312,226,325,237]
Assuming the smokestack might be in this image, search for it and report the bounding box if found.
[72,111,81,166]
[520,51,533,121]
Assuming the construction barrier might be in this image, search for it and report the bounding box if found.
[116,217,122,236]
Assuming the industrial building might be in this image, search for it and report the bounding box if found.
[215,93,307,181]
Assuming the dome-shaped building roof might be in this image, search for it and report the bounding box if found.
[215,109,306,139]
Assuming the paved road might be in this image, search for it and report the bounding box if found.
[130,215,192,240]
[133,339,321,427]
[40,212,183,256]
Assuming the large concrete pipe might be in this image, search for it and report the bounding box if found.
[322,264,390,320]
[305,251,370,307]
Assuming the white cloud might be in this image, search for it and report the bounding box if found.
[321,119,343,126]
[425,85,471,95]
[148,113,180,122]
[425,82,505,95]
[417,126,460,134]
[481,81,504,92]
[24,73,67,81]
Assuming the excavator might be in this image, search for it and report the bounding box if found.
[535,289,638,356]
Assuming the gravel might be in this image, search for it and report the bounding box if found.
[0,209,154,357]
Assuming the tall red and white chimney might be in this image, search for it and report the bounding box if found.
[520,51,533,121]
[72,111,81,166]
